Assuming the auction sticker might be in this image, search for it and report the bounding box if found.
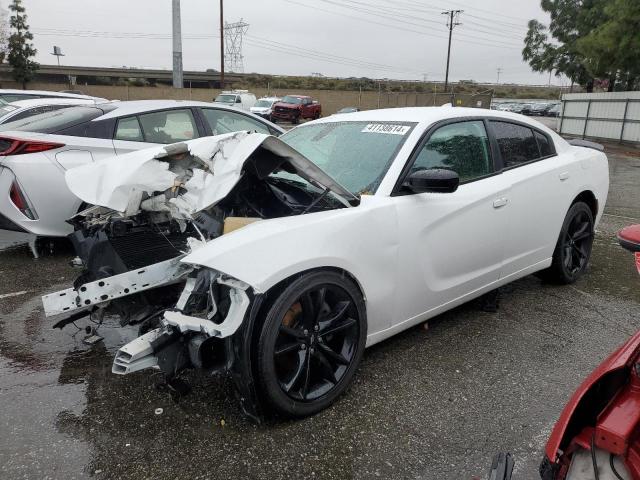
[362,124,410,135]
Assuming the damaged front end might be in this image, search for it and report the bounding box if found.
[42,131,356,420]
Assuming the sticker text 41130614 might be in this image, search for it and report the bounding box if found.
[362,124,411,135]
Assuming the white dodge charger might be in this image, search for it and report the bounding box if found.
[42,107,609,420]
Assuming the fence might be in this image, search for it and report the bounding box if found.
[559,91,640,143]
[0,81,492,115]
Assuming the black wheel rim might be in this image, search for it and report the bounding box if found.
[274,284,359,402]
[562,210,593,275]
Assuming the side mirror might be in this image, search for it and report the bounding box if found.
[403,168,459,194]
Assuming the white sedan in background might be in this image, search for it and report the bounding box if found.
[42,107,608,420]
[0,100,283,237]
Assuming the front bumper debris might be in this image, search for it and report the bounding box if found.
[42,256,192,317]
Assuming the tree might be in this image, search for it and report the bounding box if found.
[577,0,640,90]
[7,0,37,89]
[523,0,608,92]
[0,7,9,63]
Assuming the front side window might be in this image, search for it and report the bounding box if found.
[137,109,197,144]
[201,108,270,135]
[490,121,540,167]
[412,120,492,183]
[278,121,415,195]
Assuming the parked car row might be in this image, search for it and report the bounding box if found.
[492,101,561,117]
[214,90,323,123]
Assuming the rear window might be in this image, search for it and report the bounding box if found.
[0,106,105,134]
[490,121,540,168]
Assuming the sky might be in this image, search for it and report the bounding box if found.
[7,0,566,86]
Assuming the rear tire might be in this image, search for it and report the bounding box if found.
[256,271,366,417]
[539,201,594,284]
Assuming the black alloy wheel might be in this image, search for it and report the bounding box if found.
[257,271,366,417]
[542,201,594,284]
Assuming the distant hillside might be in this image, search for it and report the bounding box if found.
[234,73,570,100]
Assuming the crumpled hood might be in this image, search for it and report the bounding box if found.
[65,132,355,217]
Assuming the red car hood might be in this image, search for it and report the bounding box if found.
[545,329,640,460]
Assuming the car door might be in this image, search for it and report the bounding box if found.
[390,119,510,323]
[112,108,200,154]
[488,120,568,277]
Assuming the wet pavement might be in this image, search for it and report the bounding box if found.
[0,145,639,480]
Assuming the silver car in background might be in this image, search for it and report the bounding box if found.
[0,100,284,238]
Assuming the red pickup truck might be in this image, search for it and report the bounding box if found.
[271,95,321,124]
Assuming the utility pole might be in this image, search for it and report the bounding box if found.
[219,0,224,89]
[442,9,462,92]
[496,67,502,84]
[171,0,184,89]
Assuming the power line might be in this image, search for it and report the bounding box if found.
[284,0,520,50]
[442,9,463,91]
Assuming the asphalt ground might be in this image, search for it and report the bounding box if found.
[0,141,638,480]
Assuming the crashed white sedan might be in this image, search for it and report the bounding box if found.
[42,107,609,420]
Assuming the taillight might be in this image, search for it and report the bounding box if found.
[0,136,64,156]
[9,181,35,219]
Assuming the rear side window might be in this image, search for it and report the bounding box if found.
[412,120,492,182]
[535,131,553,157]
[490,121,540,167]
[201,108,271,135]
[115,117,144,142]
[10,104,70,122]
[0,106,104,134]
[137,109,197,144]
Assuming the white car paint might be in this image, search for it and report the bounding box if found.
[0,100,284,237]
[49,106,609,349]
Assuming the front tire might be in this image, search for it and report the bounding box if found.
[256,271,366,417]
[540,201,594,284]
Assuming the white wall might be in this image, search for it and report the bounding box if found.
[559,91,640,142]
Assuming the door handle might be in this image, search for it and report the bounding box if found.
[493,197,508,208]
[559,171,570,181]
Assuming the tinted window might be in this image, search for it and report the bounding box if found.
[201,108,270,135]
[412,120,492,182]
[9,105,70,122]
[535,131,553,157]
[490,121,539,167]
[137,109,197,144]
[0,106,104,133]
[115,116,144,141]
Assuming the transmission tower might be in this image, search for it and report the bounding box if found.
[224,19,249,73]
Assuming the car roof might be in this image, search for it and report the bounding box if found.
[95,99,246,120]
[258,97,281,101]
[0,89,104,101]
[8,98,99,108]
[307,106,567,148]
[283,95,310,99]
